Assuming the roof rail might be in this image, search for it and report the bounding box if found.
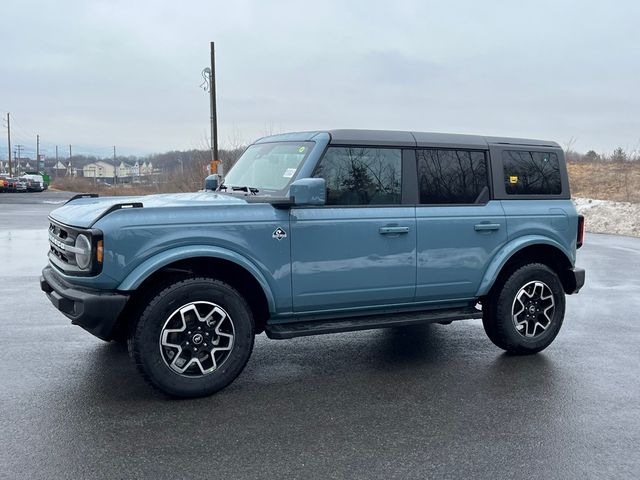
[65,193,99,204]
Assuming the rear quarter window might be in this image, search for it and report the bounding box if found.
[503,150,562,195]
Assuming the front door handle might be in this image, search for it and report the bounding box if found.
[474,223,501,232]
[379,226,410,235]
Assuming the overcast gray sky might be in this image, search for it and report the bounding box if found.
[1,0,639,159]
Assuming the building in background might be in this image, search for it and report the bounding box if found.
[117,161,134,178]
[83,161,116,181]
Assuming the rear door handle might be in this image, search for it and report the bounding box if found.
[379,226,410,235]
[474,223,501,232]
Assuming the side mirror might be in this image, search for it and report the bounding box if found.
[289,178,326,206]
[204,174,220,191]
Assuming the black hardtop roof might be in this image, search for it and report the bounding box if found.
[255,129,560,150]
[256,129,560,149]
[326,129,560,149]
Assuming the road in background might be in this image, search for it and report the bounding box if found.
[1,192,639,479]
[0,190,75,229]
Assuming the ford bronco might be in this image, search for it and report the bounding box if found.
[41,129,585,397]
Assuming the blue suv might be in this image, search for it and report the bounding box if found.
[41,130,585,397]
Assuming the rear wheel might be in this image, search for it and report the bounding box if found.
[128,277,255,397]
[482,263,565,354]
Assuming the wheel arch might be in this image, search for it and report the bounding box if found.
[477,236,575,298]
[115,246,275,335]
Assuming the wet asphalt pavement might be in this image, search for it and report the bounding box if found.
[1,191,639,479]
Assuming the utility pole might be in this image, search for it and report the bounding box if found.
[68,145,72,177]
[6,113,12,176]
[210,42,219,164]
[55,145,59,179]
[36,134,40,171]
[16,144,23,175]
[201,42,220,175]
[113,145,117,186]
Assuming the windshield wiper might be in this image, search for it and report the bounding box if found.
[230,185,260,195]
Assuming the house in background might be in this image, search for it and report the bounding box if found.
[50,161,67,178]
[141,161,153,175]
[83,161,116,181]
[117,161,135,179]
[115,160,157,183]
[66,162,79,177]
[52,159,161,184]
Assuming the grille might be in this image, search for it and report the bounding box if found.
[47,219,102,276]
[48,221,79,268]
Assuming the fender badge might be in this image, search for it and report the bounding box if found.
[272,227,287,241]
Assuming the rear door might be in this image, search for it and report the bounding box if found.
[414,148,507,302]
[290,146,417,313]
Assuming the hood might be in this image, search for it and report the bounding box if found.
[50,192,248,228]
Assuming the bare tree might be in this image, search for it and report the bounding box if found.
[562,137,578,154]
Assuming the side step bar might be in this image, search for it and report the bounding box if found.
[265,307,483,340]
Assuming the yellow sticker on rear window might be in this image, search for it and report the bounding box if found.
[298,146,306,153]
[509,175,518,184]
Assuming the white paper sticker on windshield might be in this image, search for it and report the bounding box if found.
[283,168,296,178]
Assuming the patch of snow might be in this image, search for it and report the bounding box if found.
[573,197,640,238]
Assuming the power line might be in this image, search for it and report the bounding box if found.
[0,112,145,163]
[8,115,34,141]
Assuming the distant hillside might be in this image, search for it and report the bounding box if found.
[568,160,640,203]
[44,147,245,174]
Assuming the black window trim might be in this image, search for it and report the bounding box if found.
[295,142,570,206]
[303,144,497,208]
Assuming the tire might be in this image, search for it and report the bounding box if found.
[128,277,255,397]
[482,263,565,354]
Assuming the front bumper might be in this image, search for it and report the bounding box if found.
[564,267,586,294]
[40,265,129,340]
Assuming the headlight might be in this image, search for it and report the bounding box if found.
[74,234,92,269]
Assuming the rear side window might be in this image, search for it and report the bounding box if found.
[417,149,489,204]
[314,147,402,205]
[503,151,561,195]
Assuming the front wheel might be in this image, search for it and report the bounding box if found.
[129,277,255,397]
[482,263,566,354]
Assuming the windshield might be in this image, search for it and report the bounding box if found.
[223,141,314,194]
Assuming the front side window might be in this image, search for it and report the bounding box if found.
[314,147,402,205]
[417,149,488,204]
[223,141,314,194]
[503,150,561,195]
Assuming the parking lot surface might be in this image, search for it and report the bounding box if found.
[1,191,639,479]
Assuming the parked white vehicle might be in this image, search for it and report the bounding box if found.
[21,174,44,192]
[15,179,27,192]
